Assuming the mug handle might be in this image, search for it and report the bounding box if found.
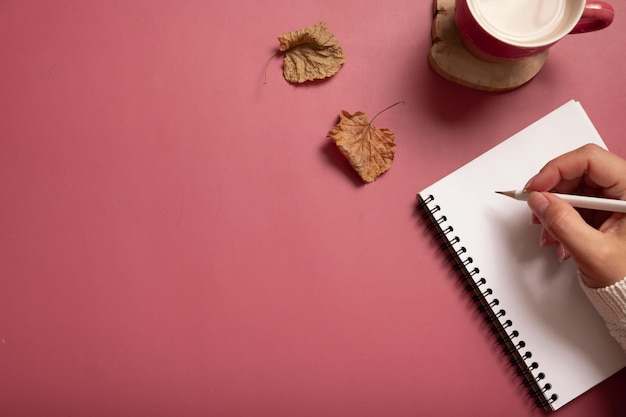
[570,1,614,34]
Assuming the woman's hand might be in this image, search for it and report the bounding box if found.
[525,144,626,288]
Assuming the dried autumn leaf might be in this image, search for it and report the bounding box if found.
[327,103,402,183]
[278,22,346,83]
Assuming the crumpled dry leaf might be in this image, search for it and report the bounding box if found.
[327,108,398,183]
[278,22,346,83]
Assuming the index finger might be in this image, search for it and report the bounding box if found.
[525,143,626,199]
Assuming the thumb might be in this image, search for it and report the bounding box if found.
[526,191,600,261]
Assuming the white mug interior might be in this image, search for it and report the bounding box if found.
[467,0,586,47]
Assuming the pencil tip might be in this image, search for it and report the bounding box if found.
[495,190,515,198]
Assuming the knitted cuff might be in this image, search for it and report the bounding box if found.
[579,273,626,323]
[579,273,626,352]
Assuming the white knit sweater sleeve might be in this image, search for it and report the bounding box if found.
[580,274,626,352]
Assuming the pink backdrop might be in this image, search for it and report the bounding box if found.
[1,1,625,416]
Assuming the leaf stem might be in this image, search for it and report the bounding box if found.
[262,50,280,84]
[369,101,405,125]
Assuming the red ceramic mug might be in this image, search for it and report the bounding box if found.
[455,0,614,61]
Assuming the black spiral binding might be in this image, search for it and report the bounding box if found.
[417,194,558,410]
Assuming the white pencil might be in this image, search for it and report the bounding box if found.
[496,190,626,214]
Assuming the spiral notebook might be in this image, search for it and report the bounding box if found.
[417,100,626,411]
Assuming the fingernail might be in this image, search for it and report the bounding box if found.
[529,214,540,225]
[527,191,549,219]
[557,244,568,263]
[539,228,548,247]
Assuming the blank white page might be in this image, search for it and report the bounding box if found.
[419,100,626,410]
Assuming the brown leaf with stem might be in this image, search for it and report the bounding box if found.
[277,22,346,83]
[327,102,403,183]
